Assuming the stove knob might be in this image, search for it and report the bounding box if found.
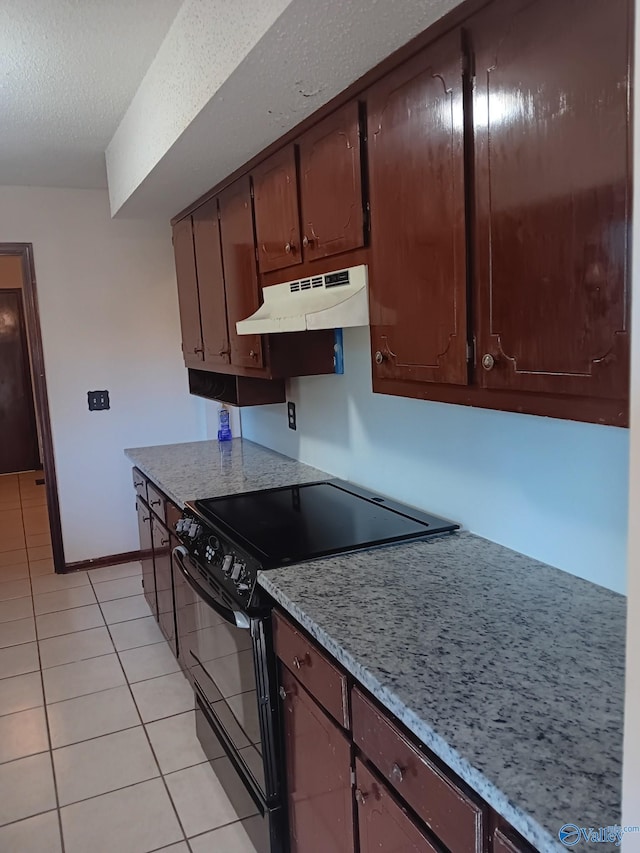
[237,583,250,592]
[231,561,243,581]
[222,554,234,575]
[188,523,200,539]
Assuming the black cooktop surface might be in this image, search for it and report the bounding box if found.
[192,481,458,566]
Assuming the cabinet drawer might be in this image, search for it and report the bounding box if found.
[352,688,484,853]
[147,482,166,522]
[132,468,147,501]
[273,611,349,729]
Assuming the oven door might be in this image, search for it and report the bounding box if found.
[172,545,267,800]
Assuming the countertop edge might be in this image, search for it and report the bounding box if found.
[258,571,563,853]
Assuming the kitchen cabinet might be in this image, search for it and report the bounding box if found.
[172,216,204,369]
[253,102,365,276]
[279,664,355,853]
[152,514,176,654]
[298,100,365,262]
[192,198,231,368]
[218,176,265,370]
[274,608,538,853]
[366,30,468,387]
[136,495,156,619]
[355,758,439,853]
[252,146,301,275]
[470,0,630,404]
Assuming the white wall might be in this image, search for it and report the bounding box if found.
[242,326,629,593]
[0,186,206,563]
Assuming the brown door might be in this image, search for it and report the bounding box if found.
[367,31,468,386]
[298,101,365,262]
[0,289,39,475]
[252,145,301,274]
[136,497,157,619]
[192,199,231,367]
[218,177,265,369]
[280,665,355,853]
[471,0,630,400]
[172,217,204,368]
[355,759,440,853]
[152,516,175,653]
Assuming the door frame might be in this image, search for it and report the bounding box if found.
[0,244,65,573]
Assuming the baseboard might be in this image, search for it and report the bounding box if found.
[64,549,149,573]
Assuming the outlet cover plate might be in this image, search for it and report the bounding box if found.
[287,401,296,430]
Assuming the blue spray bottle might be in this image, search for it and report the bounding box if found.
[217,404,232,441]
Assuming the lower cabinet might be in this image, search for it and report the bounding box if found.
[355,758,439,853]
[136,496,156,619]
[151,514,177,655]
[274,609,536,853]
[279,664,355,853]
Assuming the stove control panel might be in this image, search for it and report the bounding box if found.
[174,513,258,607]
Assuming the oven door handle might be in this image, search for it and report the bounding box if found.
[173,546,250,630]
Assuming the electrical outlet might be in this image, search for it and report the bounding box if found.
[88,390,110,411]
[287,401,297,430]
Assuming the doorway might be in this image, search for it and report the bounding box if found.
[0,245,65,575]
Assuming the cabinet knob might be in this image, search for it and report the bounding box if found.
[481,353,496,371]
[292,654,307,670]
[355,788,368,806]
[278,686,288,700]
[249,349,258,360]
[374,350,385,365]
[302,235,313,249]
[285,242,293,254]
[390,763,405,783]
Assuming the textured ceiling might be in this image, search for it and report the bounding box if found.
[108,0,463,219]
[0,0,183,189]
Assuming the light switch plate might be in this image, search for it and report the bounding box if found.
[88,390,110,411]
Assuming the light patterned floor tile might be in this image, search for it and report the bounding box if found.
[36,604,104,639]
[42,653,125,703]
[0,671,43,717]
[0,752,56,825]
[0,810,62,853]
[0,706,49,764]
[48,685,140,748]
[39,626,114,669]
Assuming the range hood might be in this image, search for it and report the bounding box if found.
[236,264,369,335]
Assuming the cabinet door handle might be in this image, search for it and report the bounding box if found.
[134,480,144,488]
[355,788,368,806]
[374,350,385,365]
[160,537,170,546]
[143,516,150,523]
[285,242,296,254]
[151,499,161,507]
[390,763,405,783]
[293,654,308,670]
[302,235,313,249]
[249,350,258,360]
[279,686,288,700]
[482,353,496,371]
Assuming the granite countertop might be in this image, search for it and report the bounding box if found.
[124,438,328,507]
[259,532,625,853]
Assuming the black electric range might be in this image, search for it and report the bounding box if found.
[176,479,458,614]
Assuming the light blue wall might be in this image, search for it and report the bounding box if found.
[241,327,630,593]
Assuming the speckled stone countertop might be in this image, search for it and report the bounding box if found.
[124,438,327,507]
[259,532,625,853]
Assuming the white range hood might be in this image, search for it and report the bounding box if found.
[236,264,369,335]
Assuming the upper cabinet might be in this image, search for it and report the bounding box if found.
[298,100,365,262]
[252,146,301,274]
[367,31,468,387]
[172,217,204,369]
[218,176,265,370]
[252,103,366,275]
[470,0,630,402]
[192,199,230,368]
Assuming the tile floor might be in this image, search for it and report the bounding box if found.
[0,472,262,852]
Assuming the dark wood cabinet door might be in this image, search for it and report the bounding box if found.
[252,145,301,274]
[136,498,157,619]
[152,517,176,654]
[298,101,364,261]
[472,0,630,400]
[367,31,468,387]
[192,199,230,367]
[172,217,204,368]
[280,665,355,853]
[218,177,264,369]
[356,759,440,853]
